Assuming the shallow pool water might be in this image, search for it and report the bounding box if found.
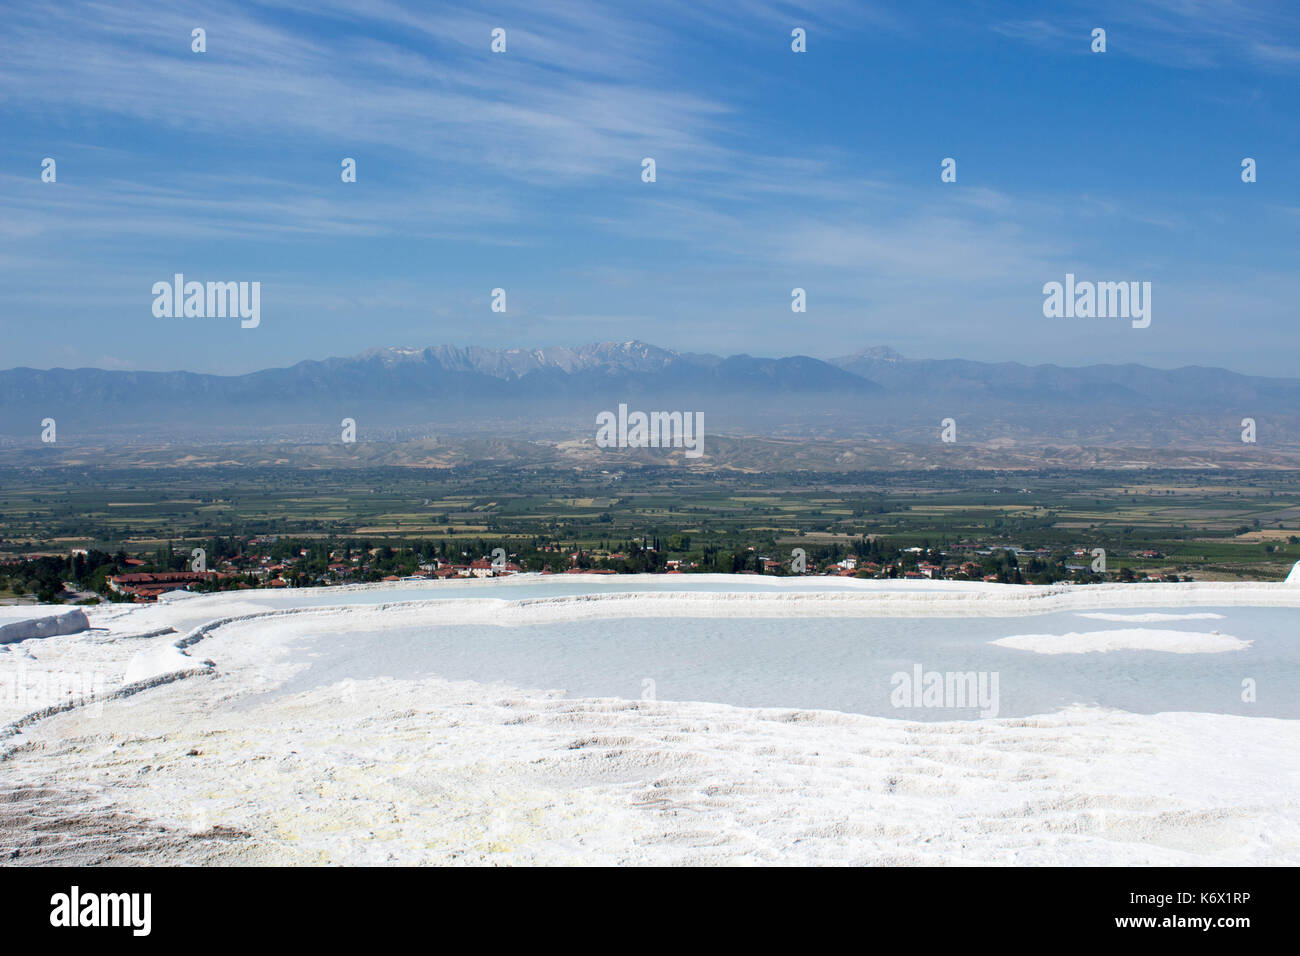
[272,605,1299,720]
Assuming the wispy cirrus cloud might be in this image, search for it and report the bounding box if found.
[991,0,1300,71]
[0,0,1295,375]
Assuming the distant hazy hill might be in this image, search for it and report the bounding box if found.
[0,341,878,432]
[0,341,1296,438]
[829,347,1300,410]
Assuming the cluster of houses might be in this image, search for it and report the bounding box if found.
[104,554,531,602]
[382,558,526,582]
[241,550,527,586]
[749,551,988,580]
[107,570,218,601]
[817,554,988,580]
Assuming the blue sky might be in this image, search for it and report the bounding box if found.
[1,0,1297,375]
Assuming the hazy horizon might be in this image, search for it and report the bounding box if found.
[3,336,1296,380]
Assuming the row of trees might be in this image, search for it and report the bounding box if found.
[3,529,1192,603]
[0,549,129,602]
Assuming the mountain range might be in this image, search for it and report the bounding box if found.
[1,341,1296,442]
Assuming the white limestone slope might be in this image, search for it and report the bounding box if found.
[0,607,89,644]
[8,668,1299,866]
[1,576,1298,865]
